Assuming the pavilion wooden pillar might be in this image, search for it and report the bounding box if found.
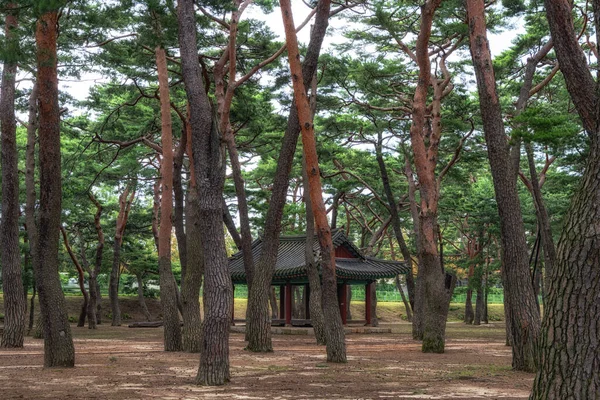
[285,282,292,326]
[365,282,372,326]
[338,283,348,325]
[304,284,310,320]
[279,285,285,320]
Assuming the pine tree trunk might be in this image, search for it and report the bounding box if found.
[407,0,454,353]
[530,0,600,394]
[173,129,188,283]
[87,275,98,328]
[28,287,36,335]
[178,0,232,384]
[406,157,422,339]
[155,45,183,352]
[531,139,600,396]
[245,0,332,353]
[524,141,556,291]
[464,289,474,324]
[87,193,104,329]
[136,274,152,322]
[376,137,415,311]
[35,9,75,367]
[95,281,102,325]
[182,189,203,353]
[467,0,540,371]
[464,252,476,325]
[369,282,379,327]
[224,132,255,289]
[280,0,346,362]
[223,201,243,250]
[293,286,302,319]
[25,82,39,336]
[1,4,26,348]
[33,314,44,339]
[110,187,134,326]
[110,239,122,326]
[396,275,412,322]
[474,286,483,326]
[60,227,89,328]
[482,268,489,324]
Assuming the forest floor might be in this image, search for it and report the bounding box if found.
[0,297,533,400]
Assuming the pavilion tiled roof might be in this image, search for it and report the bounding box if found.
[229,229,410,283]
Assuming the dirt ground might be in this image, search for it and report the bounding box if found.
[0,321,534,400]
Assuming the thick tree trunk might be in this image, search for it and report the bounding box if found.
[530,0,600,395]
[178,0,232,384]
[531,140,600,397]
[1,4,26,348]
[155,45,183,352]
[246,0,332,354]
[303,155,326,344]
[34,9,75,367]
[467,0,540,371]
[407,0,454,353]
[136,274,152,322]
[280,0,346,362]
[181,188,203,353]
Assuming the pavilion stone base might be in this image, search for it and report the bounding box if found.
[230,326,392,335]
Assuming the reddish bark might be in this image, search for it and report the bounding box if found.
[280,0,346,362]
[246,0,332,354]
[407,0,455,353]
[156,45,183,352]
[35,9,75,367]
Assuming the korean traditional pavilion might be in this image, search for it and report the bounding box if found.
[229,229,410,326]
